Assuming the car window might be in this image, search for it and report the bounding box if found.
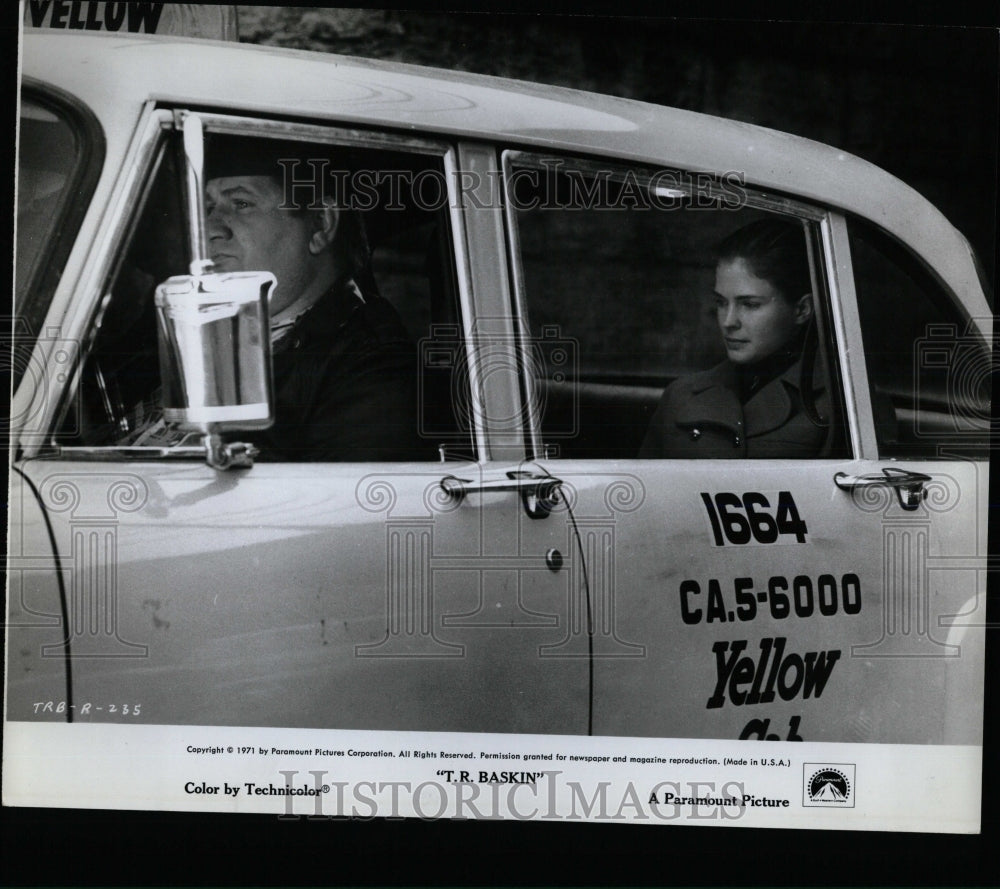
[15,90,102,388]
[504,154,850,460]
[848,218,992,459]
[54,125,470,462]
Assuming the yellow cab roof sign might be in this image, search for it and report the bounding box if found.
[24,2,239,40]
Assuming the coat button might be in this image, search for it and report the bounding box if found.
[734,435,742,447]
[690,428,701,440]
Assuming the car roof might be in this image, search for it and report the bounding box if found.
[20,31,991,320]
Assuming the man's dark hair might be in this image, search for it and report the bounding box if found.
[204,134,370,274]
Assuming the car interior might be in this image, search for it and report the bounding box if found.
[48,130,989,464]
[57,132,475,461]
[507,163,853,461]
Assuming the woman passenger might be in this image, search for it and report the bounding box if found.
[639,218,828,458]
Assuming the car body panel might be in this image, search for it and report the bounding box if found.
[12,459,590,732]
[555,458,986,745]
[5,465,72,720]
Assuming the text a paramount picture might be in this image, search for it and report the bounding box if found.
[3,8,994,830]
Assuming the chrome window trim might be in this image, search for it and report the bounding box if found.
[820,213,874,460]
[443,146,489,462]
[183,110,455,157]
[27,107,481,462]
[18,101,166,457]
[501,149,845,461]
[457,142,526,464]
[16,79,107,352]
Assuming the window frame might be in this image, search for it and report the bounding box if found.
[40,108,480,462]
[839,211,993,460]
[15,80,105,390]
[500,148,852,462]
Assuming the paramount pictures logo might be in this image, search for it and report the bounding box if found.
[803,763,855,808]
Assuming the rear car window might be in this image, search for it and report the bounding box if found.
[848,217,992,459]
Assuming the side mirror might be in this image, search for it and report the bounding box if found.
[155,270,275,467]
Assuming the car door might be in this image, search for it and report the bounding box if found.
[501,151,989,744]
[7,104,590,733]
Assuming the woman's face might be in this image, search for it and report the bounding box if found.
[714,257,811,365]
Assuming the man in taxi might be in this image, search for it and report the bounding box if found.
[200,136,426,462]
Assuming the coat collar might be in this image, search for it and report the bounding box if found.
[271,277,365,356]
[677,358,824,438]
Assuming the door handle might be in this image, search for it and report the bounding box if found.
[440,470,563,519]
[833,467,932,511]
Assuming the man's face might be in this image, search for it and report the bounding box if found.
[205,175,318,314]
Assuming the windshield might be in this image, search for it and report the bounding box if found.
[17,100,77,301]
[14,91,100,390]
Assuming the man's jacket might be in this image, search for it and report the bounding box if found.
[250,278,427,462]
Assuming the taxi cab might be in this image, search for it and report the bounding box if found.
[8,30,992,745]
